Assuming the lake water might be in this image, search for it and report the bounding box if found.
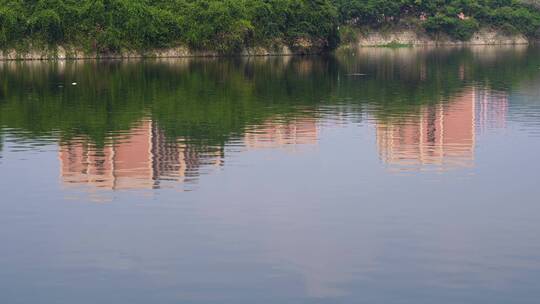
[1,46,540,303]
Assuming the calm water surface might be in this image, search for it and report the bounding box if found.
[1,46,540,303]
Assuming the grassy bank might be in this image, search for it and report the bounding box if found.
[0,0,539,55]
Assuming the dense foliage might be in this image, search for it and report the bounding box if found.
[0,0,539,52]
[0,0,338,53]
[334,0,540,40]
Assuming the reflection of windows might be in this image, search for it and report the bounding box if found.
[426,107,437,145]
[376,89,479,170]
[59,120,225,191]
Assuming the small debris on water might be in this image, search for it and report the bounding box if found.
[71,82,77,86]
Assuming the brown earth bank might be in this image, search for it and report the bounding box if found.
[0,29,535,60]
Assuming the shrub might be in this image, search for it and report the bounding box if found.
[339,25,358,44]
[0,6,25,46]
[424,14,479,41]
[28,9,63,42]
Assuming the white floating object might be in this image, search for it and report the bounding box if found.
[71,82,77,86]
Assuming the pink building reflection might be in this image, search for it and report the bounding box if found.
[244,118,318,149]
[59,120,222,190]
[59,118,318,190]
[376,87,508,170]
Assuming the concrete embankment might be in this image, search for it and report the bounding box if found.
[344,28,529,48]
[0,29,533,60]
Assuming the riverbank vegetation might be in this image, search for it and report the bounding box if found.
[0,0,339,53]
[335,0,540,41]
[0,0,540,54]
